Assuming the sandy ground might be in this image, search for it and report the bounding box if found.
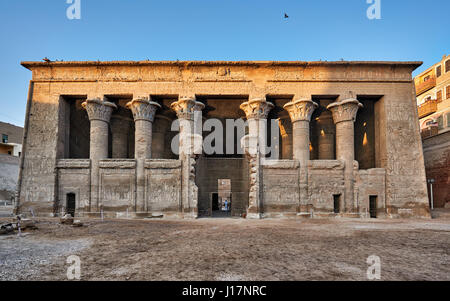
[1,211,450,281]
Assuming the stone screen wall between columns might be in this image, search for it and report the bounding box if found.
[144,159,181,214]
[98,159,136,213]
[57,159,91,216]
[262,160,299,217]
[355,168,386,217]
[307,160,345,212]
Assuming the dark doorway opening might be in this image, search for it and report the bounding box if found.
[369,196,377,218]
[333,194,341,213]
[211,193,232,218]
[67,193,76,217]
[212,193,219,211]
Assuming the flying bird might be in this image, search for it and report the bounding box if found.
[284,13,289,19]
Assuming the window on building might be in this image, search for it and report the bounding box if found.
[446,60,450,73]
[447,113,450,127]
[425,96,432,102]
[447,86,450,99]
[436,65,442,77]
[423,75,430,82]
[437,90,442,102]
[2,134,8,143]
[437,115,444,129]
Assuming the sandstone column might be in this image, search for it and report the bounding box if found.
[126,97,161,213]
[240,98,274,219]
[82,98,117,212]
[278,116,293,159]
[327,97,363,213]
[283,98,318,213]
[171,97,204,218]
[110,115,131,158]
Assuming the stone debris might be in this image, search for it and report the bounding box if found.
[60,214,74,225]
[0,223,14,235]
[72,220,83,227]
[0,218,37,235]
[19,219,37,230]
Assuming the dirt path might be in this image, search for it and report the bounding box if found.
[1,216,449,280]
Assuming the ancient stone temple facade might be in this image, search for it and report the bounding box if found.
[16,60,430,218]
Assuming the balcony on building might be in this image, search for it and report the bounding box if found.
[418,98,438,118]
[415,75,436,95]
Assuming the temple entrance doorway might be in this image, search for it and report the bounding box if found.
[210,179,232,218]
[66,193,76,217]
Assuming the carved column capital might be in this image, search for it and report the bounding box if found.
[170,97,205,120]
[126,97,161,122]
[82,98,117,122]
[327,98,363,124]
[240,98,274,120]
[283,98,318,123]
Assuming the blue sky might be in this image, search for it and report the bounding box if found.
[0,0,448,126]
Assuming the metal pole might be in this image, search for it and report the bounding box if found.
[430,183,434,210]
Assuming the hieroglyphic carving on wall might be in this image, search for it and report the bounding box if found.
[146,167,181,211]
[263,167,299,205]
[24,184,54,204]
[57,159,91,169]
[58,168,90,211]
[99,159,136,169]
[191,66,247,81]
[307,160,345,210]
[100,172,135,208]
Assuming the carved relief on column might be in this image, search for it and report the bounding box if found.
[327,98,363,124]
[244,144,260,216]
[283,98,318,123]
[126,97,161,122]
[239,98,273,218]
[82,98,117,122]
[282,98,318,213]
[239,98,274,120]
[170,97,204,218]
[327,97,363,214]
[81,98,117,213]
